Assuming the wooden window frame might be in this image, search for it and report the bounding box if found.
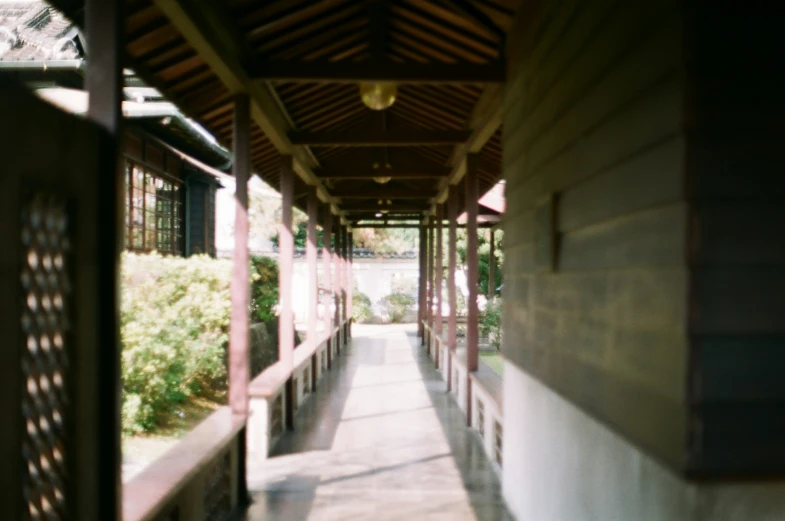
[124,158,184,255]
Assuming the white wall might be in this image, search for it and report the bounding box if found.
[502,361,785,521]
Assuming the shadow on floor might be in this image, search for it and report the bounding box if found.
[242,325,514,521]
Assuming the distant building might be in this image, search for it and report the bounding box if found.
[1,1,228,256]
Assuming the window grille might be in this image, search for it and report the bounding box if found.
[124,161,183,255]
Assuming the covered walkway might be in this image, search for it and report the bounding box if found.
[244,324,512,521]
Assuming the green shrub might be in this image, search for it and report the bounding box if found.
[480,297,503,351]
[250,255,279,323]
[379,291,416,323]
[121,252,231,434]
[352,290,373,323]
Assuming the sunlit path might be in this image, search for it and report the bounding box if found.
[244,324,512,521]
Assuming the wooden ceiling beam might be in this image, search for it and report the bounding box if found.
[290,129,471,146]
[329,188,437,199]
[248,60,505,84]
[341,202,429,212]
[315,166,451,179]
[152,0,346,221]
[433,84,503,207]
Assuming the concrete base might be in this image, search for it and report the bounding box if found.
[502,361,785,521]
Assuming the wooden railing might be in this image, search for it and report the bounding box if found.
[422,321,503,476]
[123,408,245,521]
[122,319,351,521]
[247,320,350,459]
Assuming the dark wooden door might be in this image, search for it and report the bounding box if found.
[0,78,121,520]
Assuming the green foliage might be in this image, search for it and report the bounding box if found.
[355,227,418,254]
[352,290,373,323]
[479,297,503,351]
[455,229,503,297]
[379,291,416,323]
[121,252,231,434]
[250,255,279,323]
[121,252,281,435]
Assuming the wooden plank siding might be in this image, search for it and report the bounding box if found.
[503,0,785,477]
[502,0,689,472]
[684,3,785,475]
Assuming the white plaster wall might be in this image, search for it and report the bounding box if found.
[502,361,785,521]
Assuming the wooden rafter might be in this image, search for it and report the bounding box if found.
[315,165,451,179]
[290,129,471,146]
[248,60,505,84]
[151,0,344,217]
[330,187,436,199]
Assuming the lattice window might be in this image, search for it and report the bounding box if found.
[494,421,503,467]
[203,451,231,521]
[477,400,485,438]
[124,161,183,255]
[20,195,71,520]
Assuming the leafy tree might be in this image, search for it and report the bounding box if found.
[454,228,503,297]
[354,227,418,254]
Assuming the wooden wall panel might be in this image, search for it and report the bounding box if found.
[684,2,785,475]
[501,0,689,470]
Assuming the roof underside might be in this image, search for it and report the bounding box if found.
[51,0,519,223]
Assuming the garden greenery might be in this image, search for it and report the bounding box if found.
[121,252,279,434]
[379,291,416,323]
[352,290,373,323]
[480,297,503,351]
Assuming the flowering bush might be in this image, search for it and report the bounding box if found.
[121,253,231,434]
[121,252,280,434]
[250,255,279,323]
[379,291,416,323]
[479,297,503,351]
[352,290,373,323]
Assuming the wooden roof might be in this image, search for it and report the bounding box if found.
[51,0,520,223]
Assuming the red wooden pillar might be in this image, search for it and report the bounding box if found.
[466,154,480,374]
[279,155,295,430]
[489,229,496,298]
[418,224,427,344]
[425,217,435,338]
[447,185,458,392]
[435,204,444,368]
[85,0,124,517]
[342,225,349,345]
[333,220,342,353]
[229,95,251,417]
[306,188,319,344]
[348,230,354,338]
[322,206,333,369]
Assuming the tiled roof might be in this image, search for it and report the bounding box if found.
[0,2,80,61]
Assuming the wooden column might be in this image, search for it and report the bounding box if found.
[279,155,295,430]
[84,0,123,517]
[418,224,427,344]
[348,231,354,338]
[322,206,333,368]
[425,218,433,351]
[435,205,444,368]
[342,225,349,345]
[466,155,480,373]
[333,220,342,352]
[306,188,319,344]
[447,186,458,391]
[229,95,251,417]
[489,229,496,298]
